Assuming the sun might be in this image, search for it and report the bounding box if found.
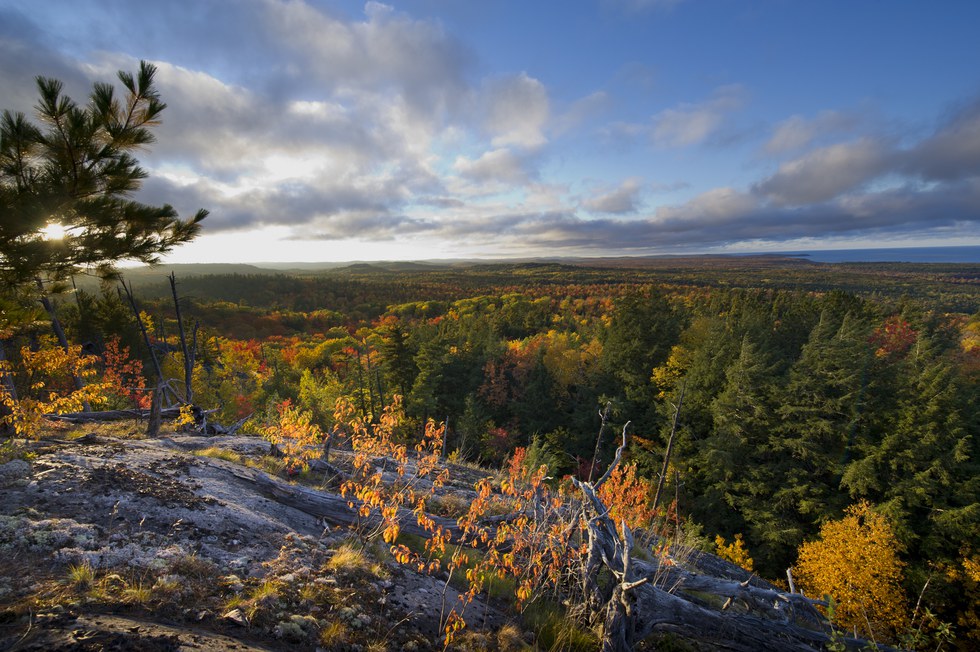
[42,222,66,240]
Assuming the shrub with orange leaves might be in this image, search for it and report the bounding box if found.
[337,395,448,547]
[597,462,657,532]
[334,394,582,648]
[261,399,324,473]
[795,501,907,640]
[101,336,151,409]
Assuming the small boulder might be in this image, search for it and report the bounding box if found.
[222,607,248,627]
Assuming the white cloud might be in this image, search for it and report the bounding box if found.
[582,177,644,214]
[651,84,746,148]
[453,148,531,185]
[553,91,610,137]
[765,110,862,154]
[754,138,891,205]
[482,73,550,149]
[654,187,759,224]
[907,98,980,181]
[268,1,468,110]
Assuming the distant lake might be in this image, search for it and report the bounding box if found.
[779,246,980,263]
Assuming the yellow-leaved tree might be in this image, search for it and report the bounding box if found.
[795,501,907,640]
[0,342,108,438]
[715,533,754,572]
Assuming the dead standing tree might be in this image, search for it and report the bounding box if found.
[168,272,197,404]
[572,421,648,651]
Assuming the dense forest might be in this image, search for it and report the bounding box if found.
[3,256,972,646]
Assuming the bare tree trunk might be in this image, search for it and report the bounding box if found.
[168,272,195,403]
[0,338,18,402]
[441,415,450,458]
[146,381,162,438]
[653,381,685,511]
[588,401,612,482]
[120,281,178,407]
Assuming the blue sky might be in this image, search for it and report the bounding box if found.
[2,0,980,262]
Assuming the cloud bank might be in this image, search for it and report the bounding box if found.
[2,0,979,260]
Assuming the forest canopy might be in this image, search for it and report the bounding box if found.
[3,254,980,646]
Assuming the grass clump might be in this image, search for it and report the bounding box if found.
[523,600,597,652]
[120,579,152,605]
[192,446,243,464]
[248,454,288,476]
[325,541,385,578]
[65,561,95,590]
[318,619,350,648]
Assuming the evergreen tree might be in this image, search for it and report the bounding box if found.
[1,61,206,285]
[695,334,781,545]
[842,335,980,561]
[377,317,417,399]
[764,310,876,569]
[601,289,682,428]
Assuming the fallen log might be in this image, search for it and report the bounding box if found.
[46,406,242,436]
[627,580,894,652]
[46,407,190,423]
[633,558,826,625]
[224,462,463,542]
[268,442,350,482]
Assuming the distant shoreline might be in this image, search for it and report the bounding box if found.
[138,245,980,272]
[776,246,980,263]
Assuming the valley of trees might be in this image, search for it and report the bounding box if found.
[3,256,978,648]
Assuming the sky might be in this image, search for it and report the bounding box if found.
[2,0,980,263]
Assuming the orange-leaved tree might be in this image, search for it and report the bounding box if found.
[795,501,907,640]
[101,336,151,409]
[597,461,657,532]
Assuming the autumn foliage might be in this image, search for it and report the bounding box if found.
[0,342,108,438]
[262,399,325,473]
[101,336,151,409]
[714,533,754,572]
[597,462,657,532]
[795,501,907,640]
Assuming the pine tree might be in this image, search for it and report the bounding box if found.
[766,310,876,568]
[699,334,782,564]
[842,334,980,561]
[1,61,206,285]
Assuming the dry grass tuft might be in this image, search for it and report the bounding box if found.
[325,542,384,577]
[192,446,243,464]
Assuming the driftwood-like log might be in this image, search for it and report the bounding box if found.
[268,442,350,482]
[633,558,826,624]
[45,405,242,436]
